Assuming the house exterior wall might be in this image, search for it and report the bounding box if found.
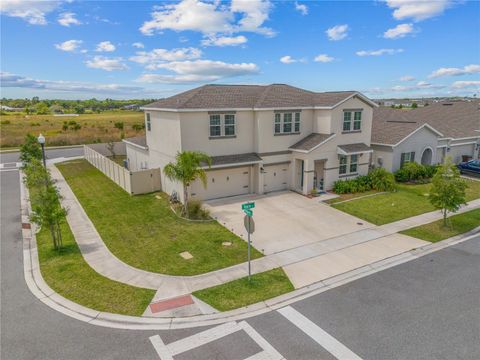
[390,127,439,172]
[371,144,394,172]
[126,144,149,171]
[448,141,476,163]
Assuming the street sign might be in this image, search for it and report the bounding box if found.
[243,209,253,217]
[244,215,255,234]
[241,202,255,210]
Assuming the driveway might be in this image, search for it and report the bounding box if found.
[205,191,375,255]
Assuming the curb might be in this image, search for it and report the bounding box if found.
[20,170,480,329]
[1,144,84,153]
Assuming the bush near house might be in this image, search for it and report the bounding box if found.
[333,168,396,194]
[394,162,438,183]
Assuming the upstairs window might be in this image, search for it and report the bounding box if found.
[209,115,221,137]
[146,113,151,131]
[274,113,281,134]
[209,113,235,137]
[343,110,362,132]
[274,111,301,134]
[343,112,351,131]
[224,114,235,136]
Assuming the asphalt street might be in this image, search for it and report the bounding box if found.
[1,149,479,359]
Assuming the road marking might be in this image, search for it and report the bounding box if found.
[278,306,362,360]
[0,168,19,172]
[149,320,284,360]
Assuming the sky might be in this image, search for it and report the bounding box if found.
[1,0,479,100]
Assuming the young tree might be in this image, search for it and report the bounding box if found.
[106,141,116,158]
[163,151,212,216]
[20,134,42,164]
[429,157,468,226]
[24,159,68,250]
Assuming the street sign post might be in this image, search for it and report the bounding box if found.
[242,202,256,281]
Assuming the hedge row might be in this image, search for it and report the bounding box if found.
[333,168,396,194]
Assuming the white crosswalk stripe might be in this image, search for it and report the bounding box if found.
[278,306,362,360]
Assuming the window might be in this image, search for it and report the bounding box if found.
[339,155,347,174]
[146,113,151,131]
[294,112,300,132]
[343,110,363,132]
[353,111,362,130]
[350,154,358,173]
[274,111,300,134]
[209,115,221,137]
[400,151,415,167]
[283,113,292,133]
[209,114,235,137]
[343,111,352,131]
[275,113,281,134]
[224,114,235,136]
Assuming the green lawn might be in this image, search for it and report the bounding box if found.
[56,159,262,275]
[400,208,480,242]
[332,181,480,225]
[37,220,155,316]
[193,268,294,311]
[325,189,382,205]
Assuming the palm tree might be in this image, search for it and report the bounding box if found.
[163,151,212,215]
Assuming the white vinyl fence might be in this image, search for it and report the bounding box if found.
[84,143,161,195]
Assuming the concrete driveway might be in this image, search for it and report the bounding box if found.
[205,191,375,255]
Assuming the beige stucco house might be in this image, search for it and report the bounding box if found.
[123,84,378,201]
[371,101,480,172]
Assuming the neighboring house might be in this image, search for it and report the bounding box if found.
[371,101,480,172]
[123,84,377,201]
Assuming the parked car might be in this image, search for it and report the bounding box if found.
[458,159,480,176]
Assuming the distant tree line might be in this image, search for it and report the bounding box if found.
[1,97,157,115]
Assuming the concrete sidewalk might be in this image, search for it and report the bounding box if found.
[50,163,480,305]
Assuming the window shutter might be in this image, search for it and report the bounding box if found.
[411,152,415,162]
[400,153,405,167]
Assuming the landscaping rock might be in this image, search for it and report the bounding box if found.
[222,241,232,247]
[179,251,193,260]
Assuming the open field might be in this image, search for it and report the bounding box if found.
[193,268,294,311]
[401,208,480,242]
[332,181,480,225]
[0,111,144,148]
[57,160,262,275]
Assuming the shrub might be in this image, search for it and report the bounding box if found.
[369,168,396,191]
[1,120,11,125]
[72,123,81,131]
[185,199,210,220]
[394,162,436,183]
[132,123,145,131]
[114,121,124,130]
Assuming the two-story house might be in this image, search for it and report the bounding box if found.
[123,84,378,201]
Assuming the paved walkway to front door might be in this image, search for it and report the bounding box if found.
[205,191,376,255]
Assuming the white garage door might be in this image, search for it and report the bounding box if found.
[264,164,289,193]
[190,166,251,200]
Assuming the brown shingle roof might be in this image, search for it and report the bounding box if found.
[208,153,262,167]
[143,84,363,110]
[372,101,480,145]
[289,133,335,152]
[338,143,373,155]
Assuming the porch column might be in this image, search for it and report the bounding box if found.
[302,159,315,195]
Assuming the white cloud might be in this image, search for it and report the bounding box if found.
[280,55,297,64]
[140,0,273,37]
[451,81,480,89]
[326,24,348,41]
[400,75,415,81]
[58,12,81,27]
[356,48,404,56]
[137,59,259,83]
[132,42,145,48]
[383,23,414,39]
[314,54,334,63]
[130,47,202,70]
[0,72,146,95]
[385,0,454,22]
[428,64,480,78]
[85,56,128,71]
[391,81,445,92]
[0,0,60,25]
[96,41,116,52]
[54,40,83,52]
[202,35,247,47]
[295,2,308,15]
